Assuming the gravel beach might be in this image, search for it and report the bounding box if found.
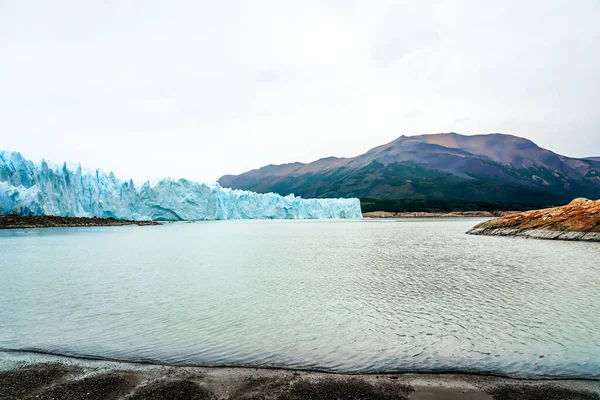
[1,355,598,400]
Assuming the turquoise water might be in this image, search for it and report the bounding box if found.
[1,219,599,378]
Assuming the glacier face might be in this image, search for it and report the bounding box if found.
[0,151,362,221]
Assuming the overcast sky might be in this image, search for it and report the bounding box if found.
[1,0,599,182]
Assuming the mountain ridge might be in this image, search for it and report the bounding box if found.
[218,133,600,209]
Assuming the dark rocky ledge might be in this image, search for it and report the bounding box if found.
[0,215,159,230]
[467,198,600,241]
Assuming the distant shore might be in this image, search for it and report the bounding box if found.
[363,211,508,218]
[0,215,159,230]
[1,357,598,400]
[0,213,502,229]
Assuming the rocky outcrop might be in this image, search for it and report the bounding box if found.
[0,215,159,229]
[467,198,600,241]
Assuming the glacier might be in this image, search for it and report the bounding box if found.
[0,151,362,221]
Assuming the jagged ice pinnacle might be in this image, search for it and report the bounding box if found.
[0,151,362,221]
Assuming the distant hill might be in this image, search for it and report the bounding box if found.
[219,133,600,211]
[586,157,600,162]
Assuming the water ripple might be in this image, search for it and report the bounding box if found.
[1,219,599,379]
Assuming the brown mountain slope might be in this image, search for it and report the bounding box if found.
[218,133,600,206]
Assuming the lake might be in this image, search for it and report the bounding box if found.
[1,219,599,379]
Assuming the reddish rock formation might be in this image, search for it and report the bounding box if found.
[467,198,600,241]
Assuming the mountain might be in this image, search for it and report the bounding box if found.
[218,133,600,211]
[586,157,600,162]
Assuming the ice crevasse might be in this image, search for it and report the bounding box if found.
[0,151,362,221]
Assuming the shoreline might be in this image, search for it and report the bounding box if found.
[4,349,599,381]
[0,215,159,230]
[468,227,600,242]
[363,211,506,218]
[0,214,497,230]
[1,353,598,400]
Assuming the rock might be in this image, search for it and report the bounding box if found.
[467,199,600,241]
[0,215,160,230]
[569,197,592,205]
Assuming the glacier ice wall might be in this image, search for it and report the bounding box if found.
[0,151,362,221]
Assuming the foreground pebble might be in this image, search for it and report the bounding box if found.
[1,361,599,400]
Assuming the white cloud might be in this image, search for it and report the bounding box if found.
[0,0,598,181]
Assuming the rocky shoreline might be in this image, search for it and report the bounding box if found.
[1,358,599,400]
[363,211,503,218]
[467,198,600,241]
[0,215,159,230]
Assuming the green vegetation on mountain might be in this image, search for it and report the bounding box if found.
[219,133,600,212]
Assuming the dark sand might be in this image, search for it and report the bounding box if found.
[1,358,598,400]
